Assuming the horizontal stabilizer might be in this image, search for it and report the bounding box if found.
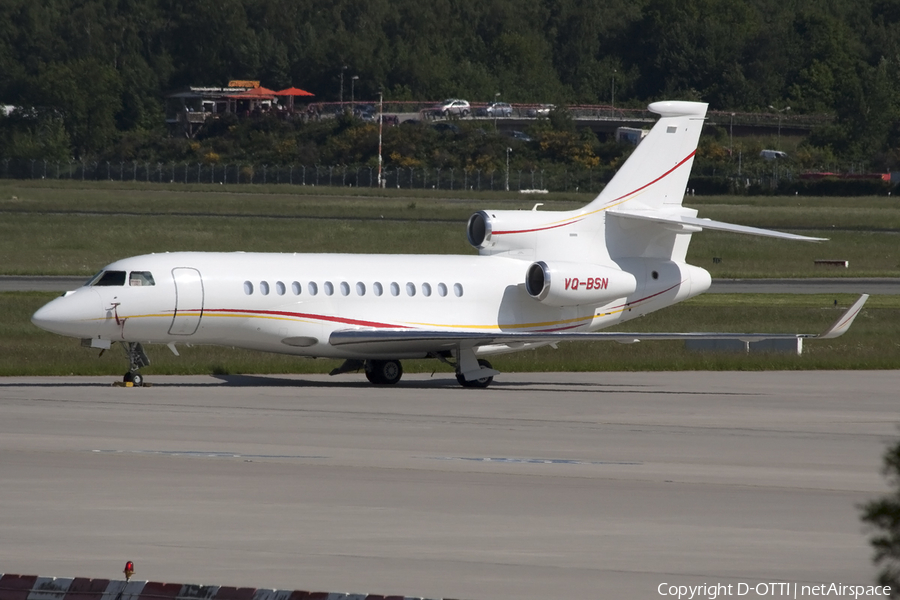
[329,295,868,349]
[609,211,827,242]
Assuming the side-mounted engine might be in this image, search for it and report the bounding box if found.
[524,260,637,307]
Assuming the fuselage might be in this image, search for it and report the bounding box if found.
[31,251,711,360]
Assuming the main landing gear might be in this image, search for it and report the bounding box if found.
[122,342,150,387]
[329,352,498,388]
[365,359,403,385]
[455,359,494,388]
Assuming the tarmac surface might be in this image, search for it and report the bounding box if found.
[3,275,899,294]
[0,371,896,599]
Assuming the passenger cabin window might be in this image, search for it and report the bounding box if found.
[92,270,126,286]
[129,271,155,286]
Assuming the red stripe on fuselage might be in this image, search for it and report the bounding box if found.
[201,308,408,329]
[492,217,585,236]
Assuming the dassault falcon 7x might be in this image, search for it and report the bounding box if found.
[32,101,868,388]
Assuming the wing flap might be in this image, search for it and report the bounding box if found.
[328,295,868,350]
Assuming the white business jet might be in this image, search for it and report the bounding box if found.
[32,101,868,387]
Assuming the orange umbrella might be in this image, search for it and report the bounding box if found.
[275,87,315,111]
[275,87,315,97]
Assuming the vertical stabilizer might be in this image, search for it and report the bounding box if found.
[589,101,708,212]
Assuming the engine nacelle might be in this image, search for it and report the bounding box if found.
[467,209,582,255]
[525,261,637,307]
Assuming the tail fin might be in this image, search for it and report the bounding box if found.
[589,101,708,212]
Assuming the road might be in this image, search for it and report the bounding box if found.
[0,372,894,599]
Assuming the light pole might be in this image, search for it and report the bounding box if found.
[378,90,384,188]
[730,113,735,159]
[351,75,359,107]
[505,147,511,191]
[339,65,347,111]
[611,69,616,110]
[494,91,500,131]
[768,105,790,147]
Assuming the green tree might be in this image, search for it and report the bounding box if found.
[861,437,900,597]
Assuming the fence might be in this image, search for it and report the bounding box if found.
[0,158,609,193]
[3,158,892,196]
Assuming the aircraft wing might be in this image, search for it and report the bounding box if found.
[609,210,828,242]
[328,294,868,350]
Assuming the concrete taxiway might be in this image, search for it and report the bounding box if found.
[0,371,895,599]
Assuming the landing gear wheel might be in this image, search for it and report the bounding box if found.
[456,359,494,389]
[123,371,143,387]
[366,359,403,385]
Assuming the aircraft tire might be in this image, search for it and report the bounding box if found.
[367,359,403,385]
[456,359,494,388]
[123,371,143,387]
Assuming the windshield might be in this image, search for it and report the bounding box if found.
[89,270,127,286]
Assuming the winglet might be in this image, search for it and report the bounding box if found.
[817,294,869,339]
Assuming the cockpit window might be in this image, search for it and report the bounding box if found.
[129,271,155,286]
[85,270,104,286]
[91,270,127,286]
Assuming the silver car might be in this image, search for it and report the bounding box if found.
[526,103,555,117]
[484,102,512,117]
[435,99,471,117]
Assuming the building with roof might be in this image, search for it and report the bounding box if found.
[165,81,314,137]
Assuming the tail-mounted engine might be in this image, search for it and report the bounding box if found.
[467,209,583,255]
[525,261,637,307]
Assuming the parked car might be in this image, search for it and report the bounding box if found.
[433,98,470,117]
[476,101,513,117]
[353,104,376,121]
[504,130,534,142]
[526,103,555,117]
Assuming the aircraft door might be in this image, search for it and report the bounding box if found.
[168,267,204,335]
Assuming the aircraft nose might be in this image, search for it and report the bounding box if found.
[32,289,102,338]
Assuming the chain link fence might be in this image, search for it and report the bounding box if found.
[4,157,892,195]
[0,158,610,193]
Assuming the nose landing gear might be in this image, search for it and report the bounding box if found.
[122,342,150,387]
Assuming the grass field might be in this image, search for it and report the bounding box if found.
[2,180,897,376]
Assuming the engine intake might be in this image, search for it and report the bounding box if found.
[525,261,637,306]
